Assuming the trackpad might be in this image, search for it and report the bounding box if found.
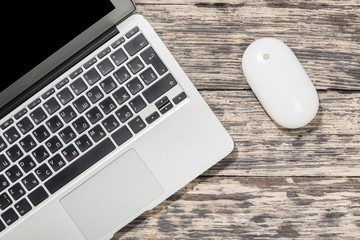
[61,149,163,240]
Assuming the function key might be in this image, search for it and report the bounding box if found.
[111,37,125,49]
[17,117,34,134]
[126,27,139,38]
[173,92,188,105]
[1,118,14,130]
[1,208,18,226]
[3,127,20,144]
[42,88,55,100]
[56,78,69,90]
[69,67,83,79]
[14,109,28,120]
[28,98,41,110]
[83,57,97,69]
[97,47,111,59]
[124,33,148,56]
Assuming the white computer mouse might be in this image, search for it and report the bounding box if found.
[242,38,319,129]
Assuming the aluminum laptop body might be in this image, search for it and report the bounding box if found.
[0,1,233,239]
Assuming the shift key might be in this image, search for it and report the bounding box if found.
[142,74,177,103]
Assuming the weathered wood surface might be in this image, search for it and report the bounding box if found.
[113,0,360,239]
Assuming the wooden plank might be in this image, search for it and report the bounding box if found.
[114,176,360,239]
[200,90,360,177]
[134,1,360,90]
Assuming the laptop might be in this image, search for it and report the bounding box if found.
[0,1,233,239]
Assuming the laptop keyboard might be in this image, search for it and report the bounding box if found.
[0,27,187,231]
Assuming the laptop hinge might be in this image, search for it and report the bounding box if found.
[0,26,119,119]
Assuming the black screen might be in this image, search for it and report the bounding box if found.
[2,0,115,93]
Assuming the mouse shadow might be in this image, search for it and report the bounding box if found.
[112,148,237,239]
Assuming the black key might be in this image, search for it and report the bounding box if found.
[97,47,111,59]
[112,126,133,146]
[35,164,52,181]
[70,68,83,79]
[28,98,41,110]
[0,155,10,172]
[143,74,178,103]
[33,125,50,143]
[129,95,147,113]
[59,106,77,123]
[0,193,12,210]
[45,136,63,154]
[70,77,88,95]
[22,173,39,191]
[173,92,187,104]
[72,117,90,134]
[56,78,69,90]
[43,97,61,115]
[155,96,170,109]
[61,144,79,162]
[160,102,173,114]
[97,58,114,76]
[1,208,18,226]
[146,111,160,124]
[75,135,93,152]
[19,135,37,152]
[86,86,104,104]
[42,88,55,99]
[1,118,14,130]
[141,47,168,75]
[57,88,74,105]
[88,125,106,143]
[46,116,64,133]
[102,115,120,133]
[32,146,50,163]
[127,57,145,74]
[0,220,4,232]
[73,96,90,113]
[0,175,10,192]
[6,165,23,182]
[6,145,23,162]
[113,87,130,105]
[8,183,25,201]
[17,117,34,134]
[18,155,36,173]
[100,76,117,94]
[126,27,139,38]
[115,105,133,123]
[14,198,32,216]
[30,107,47,124]
[59,126,77,144]
[110,48,128,66]
[45,138,115,194]
[14,109,28,120]
[48,154,66,172]
[124,33,148,56]
[28,187,49,206]
[113,67,131,84]
[111,37,125,49]
[86,107,103,124]
[84,57,97,69]
[3,127,21,144]
[0,136,8,152]
[140,68,158,85]
[126,77,144,95]
[99,97,117,115]
[129,116,146,134]
[83,68,101,86]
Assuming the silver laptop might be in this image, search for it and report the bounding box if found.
[0,1,233,239]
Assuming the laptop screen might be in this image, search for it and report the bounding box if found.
[2,0,115,94]
[0,0,135,114]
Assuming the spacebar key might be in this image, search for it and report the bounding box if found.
[45,138,116,194]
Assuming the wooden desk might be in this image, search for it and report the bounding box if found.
[114,1,360,239]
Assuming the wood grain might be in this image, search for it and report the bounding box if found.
[112,1,360,239]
